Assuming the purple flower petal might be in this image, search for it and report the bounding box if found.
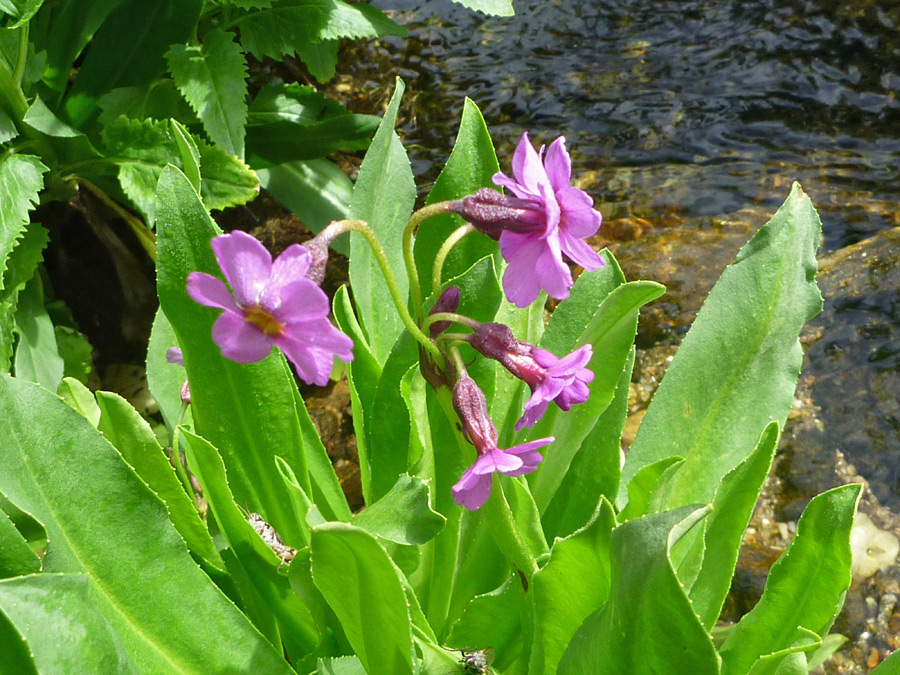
[211,311,274,363]
[559,229,604,271]
[556,187,602,237]
[502,437,552,475]
[186,273,241,313]
[264,244,312,303]
[284,319,355,359]
[472,448,524,475]
[264,278,331,323]
[543,137,572,193]
[452,467,493,511]
[276,337,334,386]
[210,231,272,306]
[516,400,550,431]
[166,347,185,366]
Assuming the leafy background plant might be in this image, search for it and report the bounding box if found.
[0,0,871,672]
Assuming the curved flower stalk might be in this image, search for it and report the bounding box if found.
[453,133,605,307]
[186,230,354,387]
[466,322,594,430]
[451,371,554,510]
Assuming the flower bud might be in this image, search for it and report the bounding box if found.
[449,188,545,239]
[428,286,461,337]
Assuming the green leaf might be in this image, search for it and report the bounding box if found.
[0,574,134,672]
[101,116,257,224]
[181,429,319,661]
[528,277,666,512]
[166,28,248,159]
[310,522,414,675]
[348,77,414,364]
[0,373,295,672]
[332,286,380,503]
[0,155,46,294]
[145,308,191,431]
[13,273,64,392]
[1,222,47,302]
[57,376,101,426]
[617,456,685,523]
[38,0,129,97]
[64,0,203,127]
[96,82,195,127]
[352,474,445,545]
[257,159,353,255]
[416,97,500,298]
[196,137,259,210]
[0,0,42,28]
[95,391,225,573]
[0,508,40,577]
[558,506,719,675]
[315,656,367,674]
[530,499,616,675]
[247,84,378,165]
[719,484,862,675]
[0,491,48,562]
[620,183,824,510]
[449,0,514,17]
[297,39,338,83]
[170,119,201,192]
[871,646,900,674]
[155,164,309,545]
[445,576,527,673]
[232,0,406,61]
[690,422,779,629]
[0,108,16,144]
[540,348,631,541]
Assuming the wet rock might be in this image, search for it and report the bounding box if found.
[851,514,900,581]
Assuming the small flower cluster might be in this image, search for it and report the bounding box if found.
[183,132,602,511]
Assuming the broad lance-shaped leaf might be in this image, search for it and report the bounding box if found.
[529,498,616,675]
[349,77,415,364]
[527,277,666,512]
[0,373,294,673]
[557,506,719,675]
[445,575,528,674]
[310,522,415,675]
[181,430,319,662]
[0,574,133,673]
[688,421,779,629]
[540,348,632,541]
[247,84,378,165]
[620,183,824,510]
[719,483,861,675]
[232,0,406,62]
[166,28,248,159]
[156,164,311,545]
[0,155,45,294]
[13,273,64,392]
[95,390,225,573]
[416,97,500,298]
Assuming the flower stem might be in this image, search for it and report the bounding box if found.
[334,219,443,363]
[421,311,479,333]
[402,201,457,317]
[432,224,475,295]
[170,404,196,501]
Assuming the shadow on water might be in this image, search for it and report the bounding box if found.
[369,0,900,250]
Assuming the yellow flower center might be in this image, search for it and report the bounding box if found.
[243,305,284,337]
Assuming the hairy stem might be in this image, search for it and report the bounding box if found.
[432,223,475,294]
[402,200,457,317]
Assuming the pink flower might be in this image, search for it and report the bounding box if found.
[186,230,353,387]
[492,133,604,307]
[451,372,554,510]
[467,322,594,430]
